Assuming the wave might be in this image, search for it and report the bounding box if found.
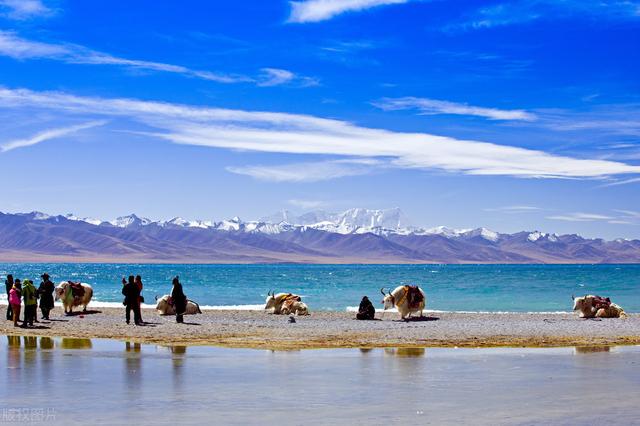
[344,306,572,314]
[0,296,572,314]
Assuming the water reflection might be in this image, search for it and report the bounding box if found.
[384,347,427,358]
[124,342,142,392]
[40,337,54,350]
[573,346,611,355]
[7,335,21,348]
[60,338,93,350]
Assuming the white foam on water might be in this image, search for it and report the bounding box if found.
[88,300,265,311]
[344,306,572,314]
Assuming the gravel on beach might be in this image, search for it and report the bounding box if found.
[2,306,639,349]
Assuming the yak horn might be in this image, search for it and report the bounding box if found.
[380,287,386,296]
[571,294,575,300]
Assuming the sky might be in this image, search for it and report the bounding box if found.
[0,0,639,239]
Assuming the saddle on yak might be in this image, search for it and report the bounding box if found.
[68,281,85,298]
[592,296,611,310]
[404,285,424,310]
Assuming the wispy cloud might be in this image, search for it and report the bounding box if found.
[598,177,640,187]
[1,87,640,181]
[0,32,316,87]
[258,68,320,87]
[547,210,640,225]
[485,205,542,213]
[547,212,614,222]
[0,121,106,153]
[446,0,640,32]
[288,0,409,23]
[374,97,537,121]
[228,159,378,182]
[0,0,51,20]
[288,199,327,209]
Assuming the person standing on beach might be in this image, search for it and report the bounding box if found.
[38,273,55,320]
[134,275,144,324]
[171,276,187,324]
[122,275,142,325]
[9,279,21,327]
[5,274,14,321]
[22,279,38,327]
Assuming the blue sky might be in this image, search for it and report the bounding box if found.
[0,0,639,238]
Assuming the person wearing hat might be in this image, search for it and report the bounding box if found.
[22,279,38,327]
[38,273,55,320]
[5,274,14,321]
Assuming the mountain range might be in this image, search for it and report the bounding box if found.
[0,208,639,263]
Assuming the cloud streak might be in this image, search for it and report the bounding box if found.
[484,205,542,213]
[446,0,640,32]
[547,210,640,225]
[0,121,106,153]
[0,32,315,86]
[0,0,51,20]
[228,159,378,182]
[374,97,537,121]
[1,87,640,181]
[289,0,409,23]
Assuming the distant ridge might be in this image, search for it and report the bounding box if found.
[0,209,639,263]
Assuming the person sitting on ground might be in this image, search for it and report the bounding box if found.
[38,273,55,320]
[9,279,21,327]
[5,274,14,321]
[22,279,38,327]
[356,296,376,320]
[171,276,187,324]
[121,275,142,325]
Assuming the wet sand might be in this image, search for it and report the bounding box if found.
[1,306,639,349]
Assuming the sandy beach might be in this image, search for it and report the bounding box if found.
[1,306,639,349]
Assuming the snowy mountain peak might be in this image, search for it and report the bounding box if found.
[109,214,153,228]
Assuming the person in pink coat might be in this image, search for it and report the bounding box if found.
[8,279,22,327]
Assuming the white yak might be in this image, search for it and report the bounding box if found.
[573,295,626,319]
[381,285,426,320]
[155,295,202,315]
[264,291,309,315]
[55,281,93,314]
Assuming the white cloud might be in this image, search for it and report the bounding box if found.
[485,205,541,213]
[547,212,614,222]
[446,0,640,32]
[1,87,640,180]
[374,97,536,121]
[288,199,326,209]
[0,0,51,20]
[258,68,320,87]
[0,32,316,86]
[227,159,377,182]
[0,121,106,153]
[289,0,409,23]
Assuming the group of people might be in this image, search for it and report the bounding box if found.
[4,273,56,328]
[121,275,145,325]
[120,275,188,324]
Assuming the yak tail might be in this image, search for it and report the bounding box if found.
[189,299,202,314]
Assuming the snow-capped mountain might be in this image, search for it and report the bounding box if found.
[1,209,638,263]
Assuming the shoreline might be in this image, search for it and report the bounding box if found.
[2,307,639,349]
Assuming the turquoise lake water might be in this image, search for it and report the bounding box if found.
[1,263,638,312]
